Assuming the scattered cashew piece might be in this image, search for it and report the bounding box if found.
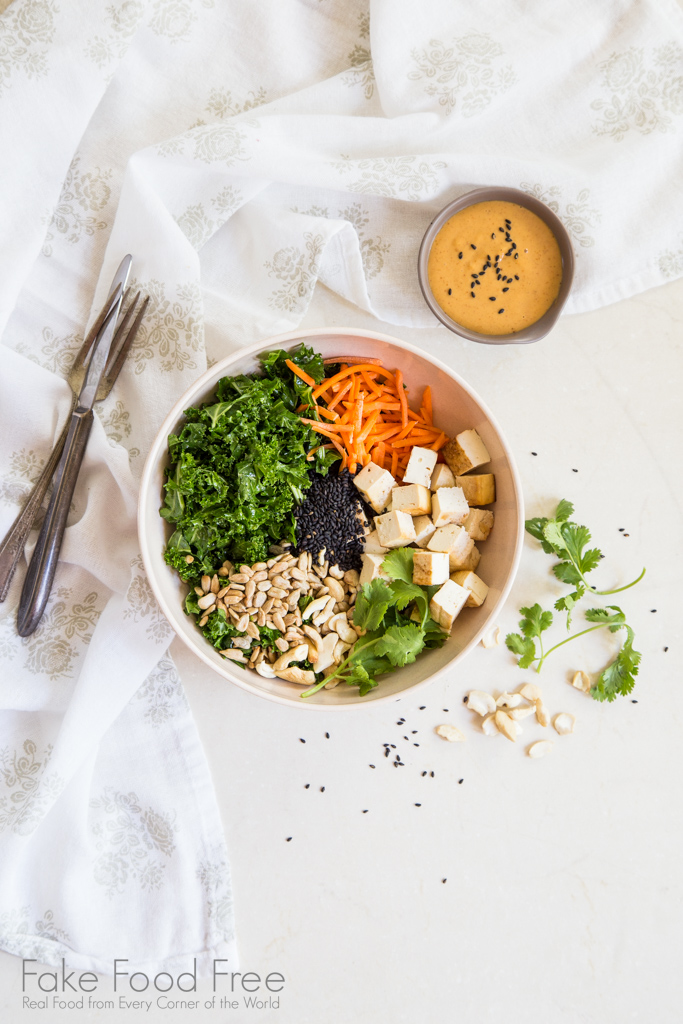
[519,683,542,703]
[467,690,496,716]
[572,671,591,693]
[535,701,550,727]
[494,710,518,742]
[553,712,576,736]
[480,626,501,648]
[527,740,553,759]
[435,724,466,742]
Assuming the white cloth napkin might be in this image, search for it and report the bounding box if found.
[1,0,682,973]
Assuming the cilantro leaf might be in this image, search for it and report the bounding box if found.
[353,579,394,631]
[589,619,641,702]
[555,499,574,521]
[560,523,602,577]
[374,623,426,667]
[518,604,553,638]
[381,548,414,583]
[389,579,429,625]
[505,632,537,668]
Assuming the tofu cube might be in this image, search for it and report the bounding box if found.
[364,529,387,555]
[450,543,480,572]
[413,515,436,549]
[431,487,469,528]
[442,428,491,476]
[403,446,438,488]
[429,579,471,632]
[375,510,416,549]
[428,524,473,562]
[456,474,495,505]
[450,570,489,607]
[360,552,390,584]
[430,463,456,490]
[353,462,395,513]
[463,509,494,542]
[390,484,431,516]
[413,550,450,586]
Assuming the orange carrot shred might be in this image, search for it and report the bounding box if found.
[285,359,316,387]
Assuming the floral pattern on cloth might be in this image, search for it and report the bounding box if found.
[0,0,59,97]
[0,907,71,962]
[590,44,683,141]
[0,739,64,835]
[90,787,178,897]
[407,33,516,116]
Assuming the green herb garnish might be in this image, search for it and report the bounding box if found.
[506,500,645,702]
[301,552,447,698]
[160,343,338,585]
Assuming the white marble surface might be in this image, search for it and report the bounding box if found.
[2,277,682,1022]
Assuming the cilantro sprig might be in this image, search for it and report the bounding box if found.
[301,548,446,698]
[506,500,644,702]
[526,499,645,626]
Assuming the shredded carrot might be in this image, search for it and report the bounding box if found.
[285,359,316,387]
[295,357,449,480]
[395,369,408,429]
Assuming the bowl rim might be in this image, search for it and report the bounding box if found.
[138,325,525,710]
[417,186,575,346]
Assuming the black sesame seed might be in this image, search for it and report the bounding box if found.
[305,783,310,788]
[572,468,578,472]
[512,243,517,250]
[299,738,306,743]
[458,252,463,259]
[420,706,426,710]
[286,837,292,841]
[442,878,447,883]
[515,274,519,280]
[531,451,537,456]
[472,274,478,279]
[632,700,638,704]
[514,253,519,259]
[430,771,435,778]
[325,732,330,739]
[491,233,496,238]
[362,809,368,813]
[651,609,657,613]
[619,528,624,532]
[498,308,504,313]
[664,646,669,652]
[463,695,468,704]
[413,743,420,747]
[415,803,422,807]
[458,778,464,784]
[498,227,504,232]
[471,243,476,249]
[447,288,452,295]
[412,730,418,734]
[471,292,475,298]
[320,786,325,792]
[443,709,448,712]
[369,764,375,768]
[489,296,496,301]
[390,744,396,749]
[502,287,509,292]
[422,771,427,777]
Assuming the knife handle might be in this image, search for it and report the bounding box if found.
[0,398,77,603]
[17,407,94,637]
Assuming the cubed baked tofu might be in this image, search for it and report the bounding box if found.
[364,529,388,554]
[390,484,431,516]
[429,579,471,632]
[375,510,416,549]
[360,552,390,584]
[413,550,450,586]
[353,462,395,512]
[456,474,495,505]
[463,508,494,541]
[430,463,456,490]
[413,515,436,548]
[403,446,438,488]
[428,523,473,561]
[431,486,469,528]
[442,428,490,476]
[449,543,480,572]
[450,570,488,607]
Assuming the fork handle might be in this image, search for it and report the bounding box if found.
[17,407,93,637]
[0,397,77,603]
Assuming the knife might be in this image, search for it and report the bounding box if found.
[17,256,132,636]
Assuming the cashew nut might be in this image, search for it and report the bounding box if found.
[275,666,316,685]
[327,613,357,644]
[255,661,276,678]
[302,595,329,621]
[272,643,309,672]
[314,632,340,673]
[313,596,336,628]
[323,576,345,602]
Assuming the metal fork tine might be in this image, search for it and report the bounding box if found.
[73,287,131,373]
[101,294,149,393]
[104,290,141,373]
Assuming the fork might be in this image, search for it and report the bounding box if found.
[0,289,149,602]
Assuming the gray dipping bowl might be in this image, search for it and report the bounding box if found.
[417,187,575,345]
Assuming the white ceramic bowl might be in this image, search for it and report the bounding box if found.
[138,327,524,710]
